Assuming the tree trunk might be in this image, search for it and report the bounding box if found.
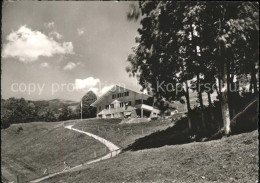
[189,22,205,129]
[218,13,231,135]
[219,52,231,135]
[197,74,206,128]
[226,59,235,119]
[249,78,253,93]
[251,69,258,95]
[184,81,192,130]
[218,74,222,101]
[207,92,214,122]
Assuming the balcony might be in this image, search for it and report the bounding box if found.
[135,104,153,111]
[97,106,135,115]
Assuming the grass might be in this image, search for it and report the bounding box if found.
[1,121,107,183]
[70,118,175,148]
[124,99,258,151]
[42,130,259,183]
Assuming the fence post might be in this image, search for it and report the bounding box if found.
[142,129,144,135]
[94,151,97,158]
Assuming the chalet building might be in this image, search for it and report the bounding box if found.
[91,85,160,119]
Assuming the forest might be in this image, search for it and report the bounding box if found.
[1,91,97,129]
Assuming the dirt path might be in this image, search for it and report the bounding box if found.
[65,125,120,151]
[30,125,121,183]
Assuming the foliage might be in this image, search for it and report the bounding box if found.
[81,91,97,119]
[126,2,259,132]
[1,97,88,129]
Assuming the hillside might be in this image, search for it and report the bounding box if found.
[43,130,258,183]
[33,98,79,111]
[1,122,107,183]
[71,118,174,148]
[1,99,258,183]
[1,98,80,129]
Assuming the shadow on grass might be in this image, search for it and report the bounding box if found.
[124,99,258,152]
[209,99,258,140]
[123,118,195,151]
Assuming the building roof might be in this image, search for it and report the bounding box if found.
[91,84,151,107]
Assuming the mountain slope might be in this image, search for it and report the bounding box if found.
[1,122,107,183]
[43,130,258,183]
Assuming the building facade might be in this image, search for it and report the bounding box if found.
[91,85,160,119]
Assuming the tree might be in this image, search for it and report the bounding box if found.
[198,2,258,134]
[126,2,199,130]
[81,91,97,119]
[1,99,12,129]
[27,102,36,121]
[59,104,73,121]
[126,1,259,135]
[44,107,57,122]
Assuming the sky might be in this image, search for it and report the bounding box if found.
[1,1,141,101]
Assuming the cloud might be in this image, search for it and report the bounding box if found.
[2,25,74,62]
[63,62,79,71]
[88,85,114,96]
[49,31,63,39]
[88,87,99,94]
[74,77,100,90]
[77,28,84,36]
[40,62,49,68]
[44,22,55,29]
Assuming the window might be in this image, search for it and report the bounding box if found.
[99,106,101,111]
[112,94,115,99]
[105,105,109,109]
[110,104,114,108]
[120,102,124,107]
[115,92,127,98]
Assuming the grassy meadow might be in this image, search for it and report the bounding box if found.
[71,118,175,149]
[42,130,259,183]
[1,121,107,183]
